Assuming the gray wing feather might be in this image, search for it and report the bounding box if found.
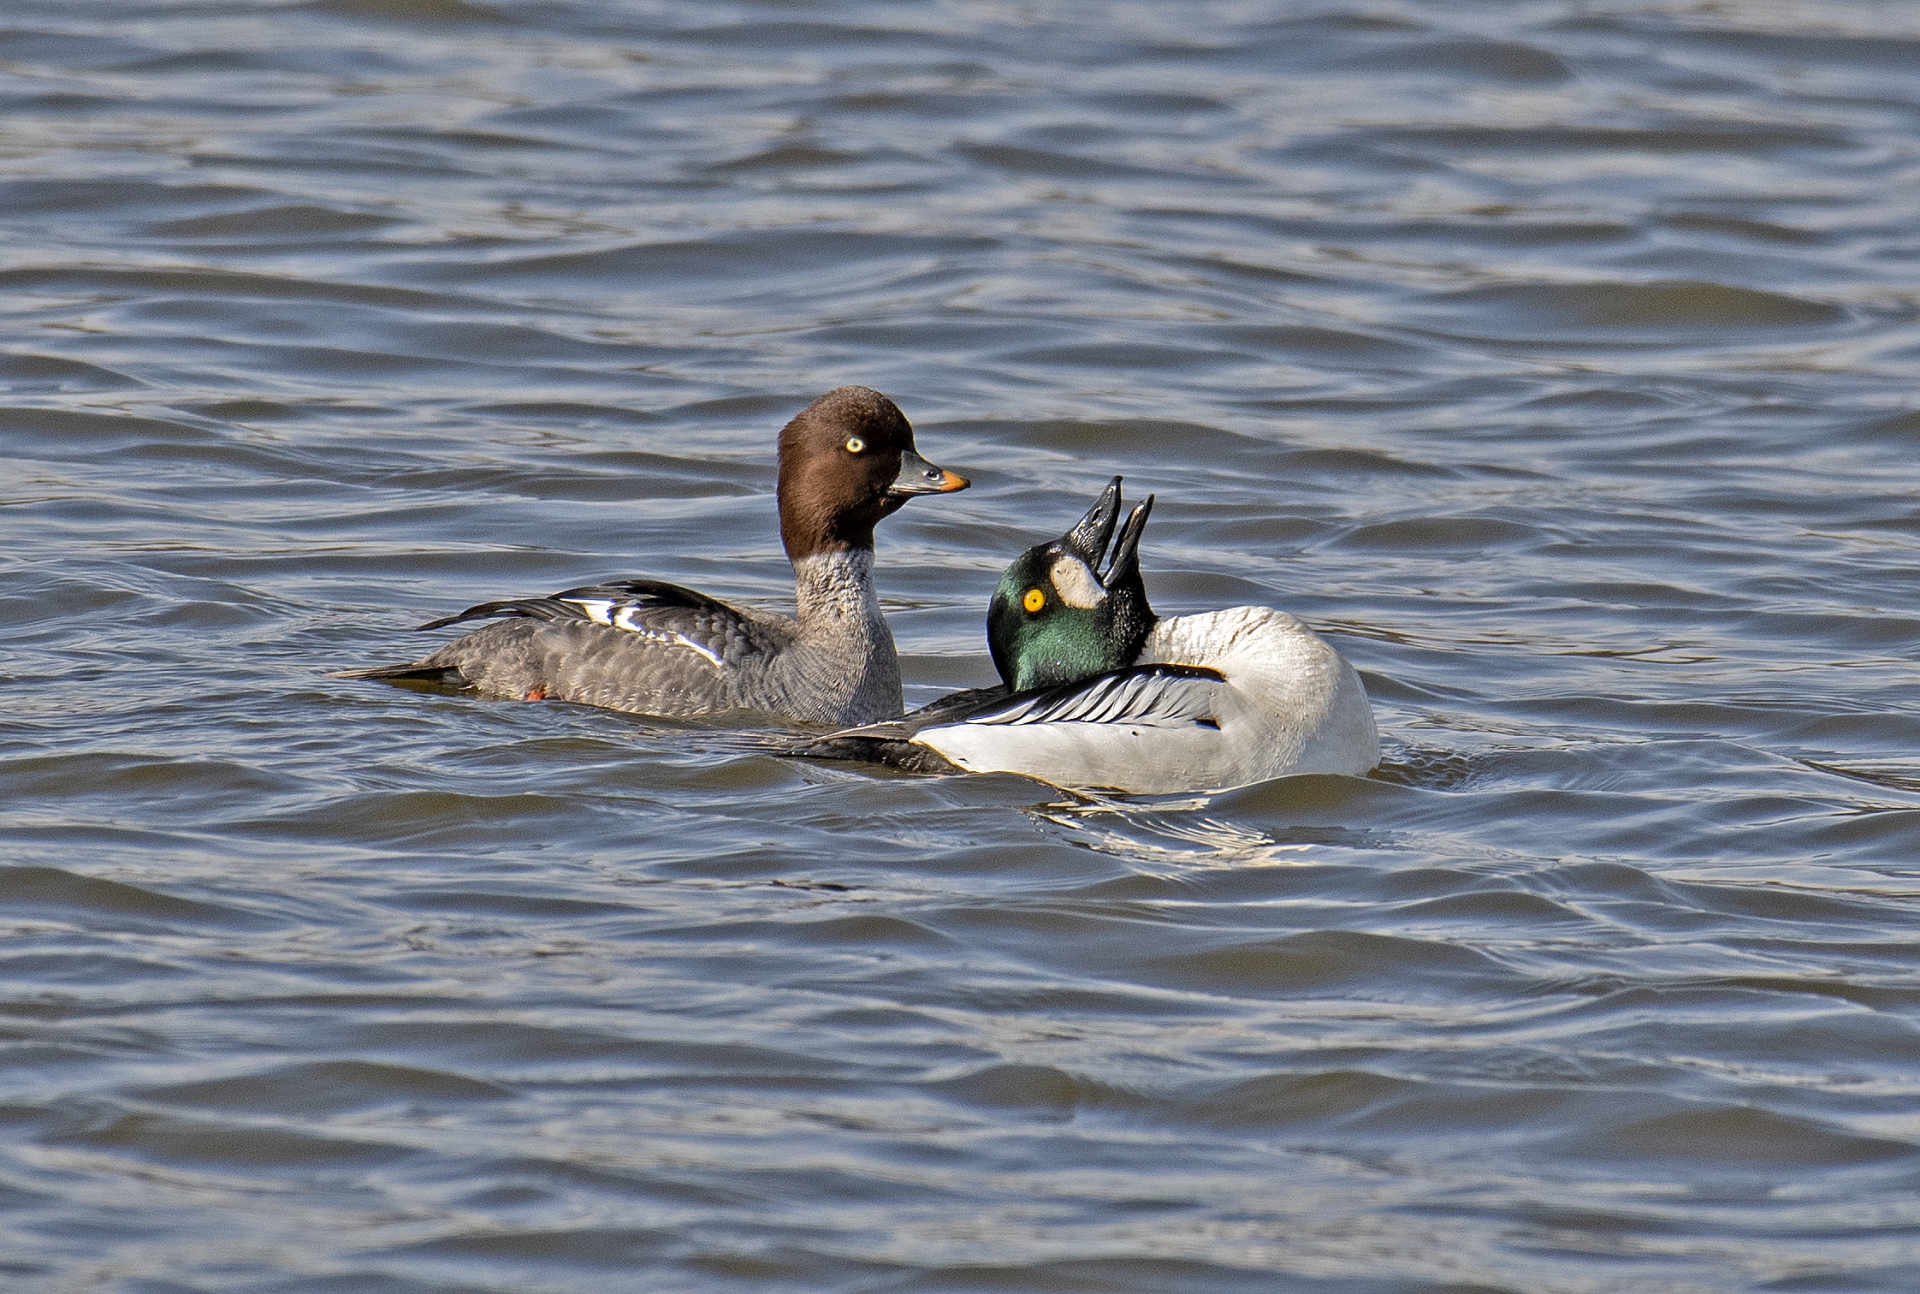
[347,578,794,714]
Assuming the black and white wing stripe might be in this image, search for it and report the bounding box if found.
[963,663,1225,730]
[411,578,757,670]
[786,665,1226,774]
[416,578,731,631]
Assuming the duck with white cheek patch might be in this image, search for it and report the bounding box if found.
[340,386,969,726]
[798,478,1379,795]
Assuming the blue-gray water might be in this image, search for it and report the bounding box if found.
[6,3,1920,1291]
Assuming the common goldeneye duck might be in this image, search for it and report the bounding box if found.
[804,478,1379,793]
[341,386,969,725]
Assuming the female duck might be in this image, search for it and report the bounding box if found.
[343,386,968,726]
[809,479,1378,793]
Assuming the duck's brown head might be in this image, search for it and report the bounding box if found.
[776,386,968,559]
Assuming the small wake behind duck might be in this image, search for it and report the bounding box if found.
[792,478,1380,796]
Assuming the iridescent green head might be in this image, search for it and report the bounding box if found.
[987,477,1157,692]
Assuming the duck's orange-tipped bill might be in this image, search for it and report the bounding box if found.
[890,449,970,496]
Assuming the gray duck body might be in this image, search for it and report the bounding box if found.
[398,553,902,725]
[342,387,966,726]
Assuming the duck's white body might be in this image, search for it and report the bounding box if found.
[913,606,1378,794]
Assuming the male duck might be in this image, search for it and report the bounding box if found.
[342,386,969,725]
[803,479,1378,793]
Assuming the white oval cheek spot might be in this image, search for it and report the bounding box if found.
[1049,556,1106,610]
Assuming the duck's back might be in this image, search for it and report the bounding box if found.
[389,585,910,724]
[413,608,791,716]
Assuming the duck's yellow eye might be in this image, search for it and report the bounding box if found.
[1023,588,1046,613]
[845,436,865,454]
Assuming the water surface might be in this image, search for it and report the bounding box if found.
[6,2,1920,1291]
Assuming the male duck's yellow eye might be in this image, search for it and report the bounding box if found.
[1023,588,1046,614]
[845,436,865,454]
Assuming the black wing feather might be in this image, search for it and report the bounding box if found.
[416,599,578,631]
[416,576,734,632]
[548,578,733,611]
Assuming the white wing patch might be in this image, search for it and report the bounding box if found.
[665,631,726,667]
[560,595,726,668]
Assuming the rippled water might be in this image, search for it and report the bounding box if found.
[7,2,1920,1290]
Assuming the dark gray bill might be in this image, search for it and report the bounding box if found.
[1060,477,1123,571]
[889,448,970,496]
[1104,497,1153,590]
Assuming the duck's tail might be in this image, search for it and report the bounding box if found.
[781,732,963,775]
[329,660,463,683]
